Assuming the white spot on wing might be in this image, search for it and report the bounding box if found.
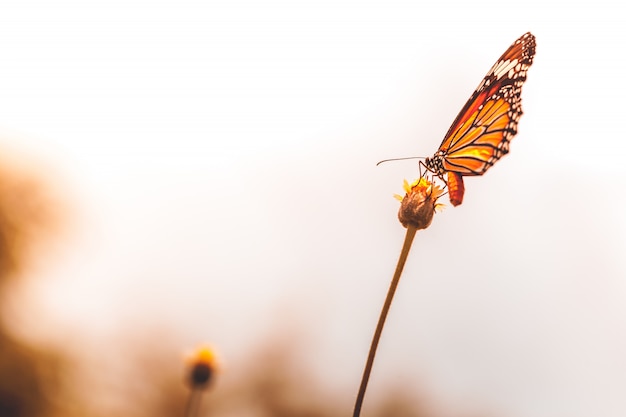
[492,59,518,79]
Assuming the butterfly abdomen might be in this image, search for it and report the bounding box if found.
[447,171,465,207]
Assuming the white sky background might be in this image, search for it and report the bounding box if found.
[2,1,626,416]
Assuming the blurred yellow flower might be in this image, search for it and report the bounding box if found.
[185,345,220,389]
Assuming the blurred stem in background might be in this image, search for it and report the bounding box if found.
[184,345,219,417]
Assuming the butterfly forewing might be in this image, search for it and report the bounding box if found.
[441,32,535,171]
[426,32,536,206]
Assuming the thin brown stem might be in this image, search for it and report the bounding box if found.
[183,388,202,417]
[353,225,418,417]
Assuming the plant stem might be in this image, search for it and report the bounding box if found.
[353,225,418,417]
[184,388,202,417]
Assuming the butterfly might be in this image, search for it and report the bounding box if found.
[424,32,536,206]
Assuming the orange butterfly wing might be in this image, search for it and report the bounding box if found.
[426,32,536,205]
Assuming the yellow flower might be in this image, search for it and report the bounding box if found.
[397,177,444,230]
[185,345,220,389]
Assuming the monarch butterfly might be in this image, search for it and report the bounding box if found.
[424,32,536,206]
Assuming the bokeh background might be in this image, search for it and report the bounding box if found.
[1,1,625,416]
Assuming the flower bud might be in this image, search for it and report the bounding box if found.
[396,177,443,230]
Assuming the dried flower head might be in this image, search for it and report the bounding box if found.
[396,177,444,230]
[186,345,219,389]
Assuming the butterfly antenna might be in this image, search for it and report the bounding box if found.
[376,156,425,166]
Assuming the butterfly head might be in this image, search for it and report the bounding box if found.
[424,152,446,177]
